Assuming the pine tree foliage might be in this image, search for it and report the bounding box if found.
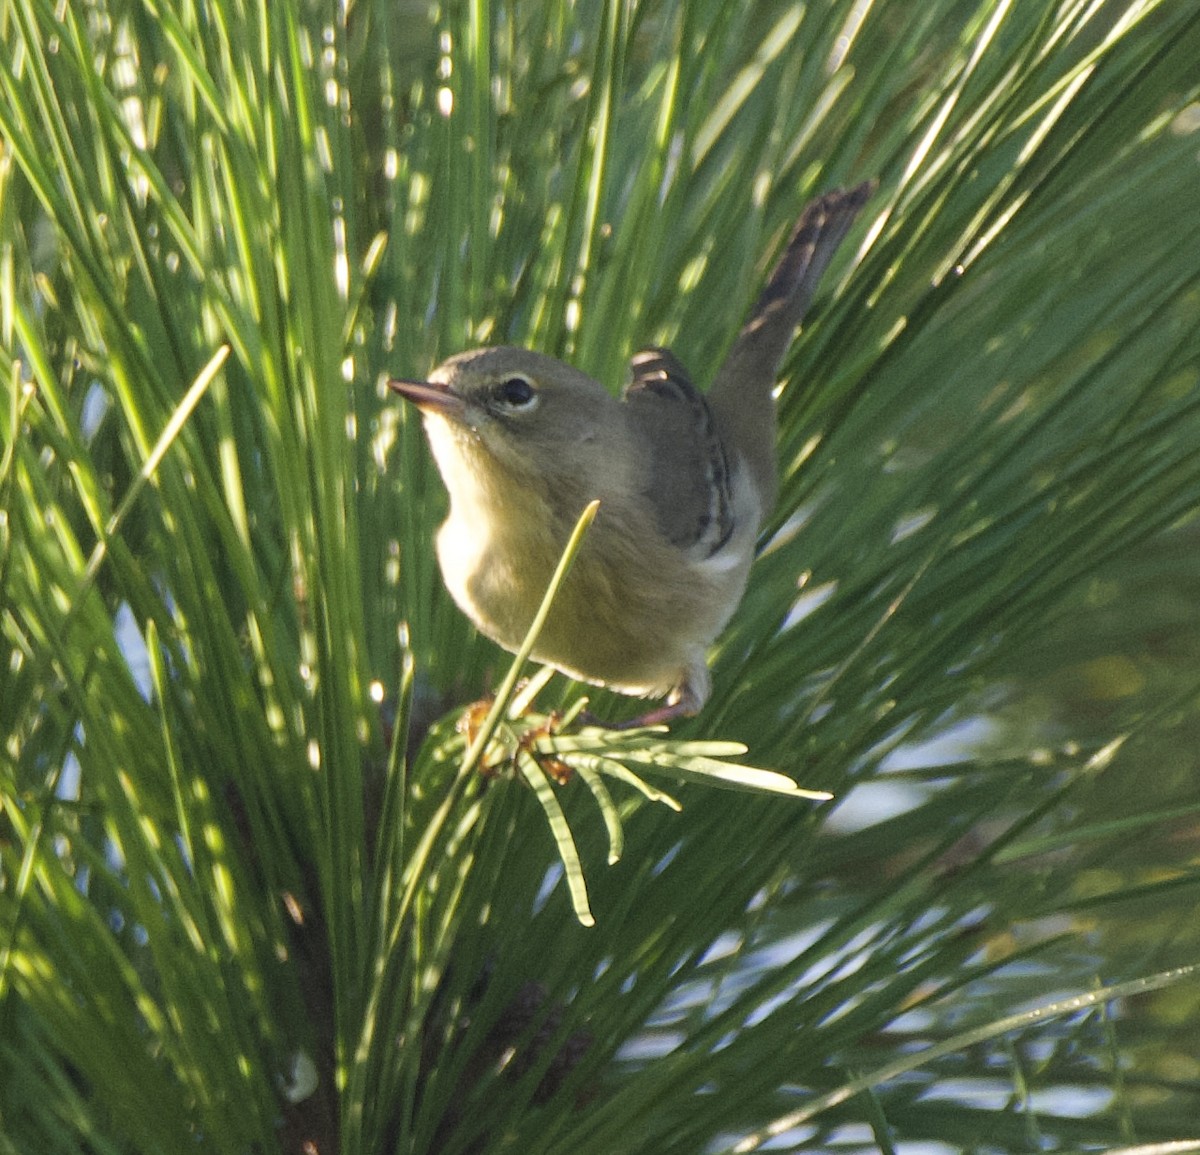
[3,0,1200,1151]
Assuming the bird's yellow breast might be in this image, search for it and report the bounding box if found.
[437,489,755,699]
[421,402,758,699]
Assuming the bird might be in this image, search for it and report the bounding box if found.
[390,182,873,727]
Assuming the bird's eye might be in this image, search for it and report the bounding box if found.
[492,375,538,410]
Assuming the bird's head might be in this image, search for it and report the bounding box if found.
[389,346,626,502]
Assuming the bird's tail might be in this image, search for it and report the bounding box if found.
[742,181,874,368]
[709,181,874,510]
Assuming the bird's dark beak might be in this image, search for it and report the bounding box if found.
[387,377,464,415]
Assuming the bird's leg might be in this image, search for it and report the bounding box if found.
[599,698,695,731]
[582,660,708,732]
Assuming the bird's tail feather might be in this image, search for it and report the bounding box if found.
[708,180,874,510]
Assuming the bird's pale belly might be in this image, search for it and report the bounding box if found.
[436,509,752,699]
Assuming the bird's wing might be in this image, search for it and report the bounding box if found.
[622,347,734,556]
